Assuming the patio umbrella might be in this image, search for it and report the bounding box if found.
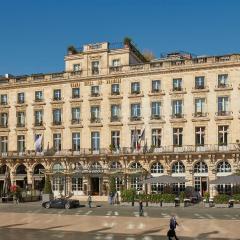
[210,174,240,185]
[141,175,187,184]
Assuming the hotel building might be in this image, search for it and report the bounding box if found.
[0,41,239,197]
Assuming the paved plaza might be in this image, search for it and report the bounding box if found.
[0,202,239,239]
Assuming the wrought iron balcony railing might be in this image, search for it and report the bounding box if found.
[215,111,232,116]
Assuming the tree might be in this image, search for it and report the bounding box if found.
[109,176,116,194]
[43,175,53,194]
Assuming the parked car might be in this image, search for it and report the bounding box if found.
[42,198,80,209]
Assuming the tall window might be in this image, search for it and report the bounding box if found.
[17,92,25,104]
[152,80,161,92]
[91,86,100,96]
[0,113,8,127]
[173,78,182,91]
[91,106,100,122]
[72,177,83,191]
[131,103,141,119]
[72,132,80,151]
[195,76,205,89]
[72,88,80,98]
[173,128,183,146]
[131,82,140,94]
[218,125,228,146]
[53,89,61,100]
[195,98,205,115]
[0,136,8,154]
[53,133,61,151]
[72,107,81,124]
[53,109,62,125]
[92,61,99,75]
[130,177,142,191]
[17,135,25,153]
[111,105,120,121]
[195,127,205,146]
[152,129,162,147]
[91,132,100,150]
[218,97,229,114]
[34,110,43,126]
[111,131,120,149]
[111,84,120,95]
[16,112,25,127]
[172,100,183,117]
[0,94,8,105]
[131,129,141,148]
[35,91,43,101]
[218,74,228,87]
[151,102,161,118]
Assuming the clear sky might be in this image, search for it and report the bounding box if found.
[0,0,239,75]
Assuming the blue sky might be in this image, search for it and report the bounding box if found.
[0,0,239,75]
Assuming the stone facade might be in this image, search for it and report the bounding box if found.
[0,41,240,197]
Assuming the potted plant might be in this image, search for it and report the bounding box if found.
[233,194,240,208]
[42,175,53,203]
[214,194,230,208]
[179,192,186,207]
[203,192,210,207]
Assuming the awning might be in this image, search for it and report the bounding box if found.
[141,175,187,184]
[210,174,240,185]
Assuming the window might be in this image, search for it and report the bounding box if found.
[173,128,183,147]
[195,98,205,116]
[53,89,61,101]
[151,102,161,118]
[72,132,80,151]
[130,176,142,191]
[130,162,142,169]
[217,161,231,173]
[34,110,43,126]
[195,127,205,146]
[114,177,122,191]
[91,86,100,97]
[151,183,164,193]
[152,80,161,92]
[131,82,140,94]
[172,161,185,173]
[152,129,162,148]
[111,105,120,121]
[72,107,81,124]
[111,84,120,95]
[112,59,120,67]
[218,74,228,87]
[72,177,83,191]
[131,129,141,148]
[53,109,62,125]
[35,91,43,101]
[73,64,81,72]
[91,106,100,122]
[0,113,8,127]
[173,78,182,91]
[151,162,164,173]
[53,176,64,191]
[53,133,61,151]
[0,94,8,105]
[111,131,120,149]
[194,161,208,173]
[17,92,25,104]
[0,136,8,154]
[195,76,205,89]
[110,161,122,169]
[218,97,229,115]
[91,132,100,150]
[92,61,99,75]
[173,183,185,194]
[172,100,183,117]
[131,103,141,119]
[72,88,80,98]
[35,134,43,152]
[16,112,25,127]
[217,184,231,195]
[218,125,228,146]
[17,135,25,153]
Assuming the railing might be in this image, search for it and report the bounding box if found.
[215,111,232,116]
[172,86,183,92]
[194,85,205,90]
[130,116,142,121]
[216,83,232,89]
[111,91,120,96]
[90,117,101,123]
[193,112,208,118]
[110,116,121,122]
[90,92,100,97]
[109,66,123,73]
[34,122,43,127]
[171,113,184,119]
[71,119,81,124]
[0,124,8,128]
[1,143,239,158]
[150,115,162,120]
[16,123,25,128]
[52,121,62,126]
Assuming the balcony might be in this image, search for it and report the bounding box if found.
[192,112,209,122]
[170,113,186,123]
[16,123,25,128]
[91,92,100,97]
[170,87,186,95]
[215,111,233,120]
[109,66,123,73]
[71,119,81,125]
[111,90,120,96]
[129,91,144,98]
[0,123,8,128]
[110,116,121,122]
[52,121,62,126]
[90,117,101,123]
[148,89,165,96]
[215,83,233,91]
[150,115,162,120]
[130,116,142,122]
[34,121,43,127]
[70,70,82,77]
[192,85,209,93]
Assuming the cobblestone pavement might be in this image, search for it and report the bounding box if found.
[0,202,239,239]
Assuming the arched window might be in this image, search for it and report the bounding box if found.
[151,162,164,173]
[172,161,185,174]
[16,164,27,174]
[72,162,82,170]
[194,161,208,173]
[130,162,142,169]
[217,161,231,173]
[110,161,122,169]
[34,164,45,175]
[90,162,102,169]
[52,163,64,173]
[0,165,8,174]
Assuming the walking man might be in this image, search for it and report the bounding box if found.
[139,200,143,216]
[170,215,178,230]
[87,194,92,208]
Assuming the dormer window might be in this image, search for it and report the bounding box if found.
[112,59,120,67]
[92,61,99,75]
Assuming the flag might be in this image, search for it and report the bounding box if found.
[143,139,148,153]
[131,127,138,149]
[139,128,145,142]
[35,135,43,152]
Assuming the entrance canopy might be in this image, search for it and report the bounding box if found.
[210,174,240,185]
[141,175,187,184]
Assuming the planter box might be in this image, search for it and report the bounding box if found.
[42,194,53,203]
[233,204,240,209]
[162,202,175,207]
[215,203,228,208]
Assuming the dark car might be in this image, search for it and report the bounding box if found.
[42,198,80,209]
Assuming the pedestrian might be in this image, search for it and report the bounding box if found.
[87,194,92,208]
[167,228,179,240]
[170,215,178,230]
[139,200,143,216]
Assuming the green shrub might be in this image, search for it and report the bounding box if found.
[161,193,176,203]
[214,194,230,204]
[233,194,240,203]
[179,192,186,203]
[109,177,116,194]
[121,189,136,202]
[43,175,53,194]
